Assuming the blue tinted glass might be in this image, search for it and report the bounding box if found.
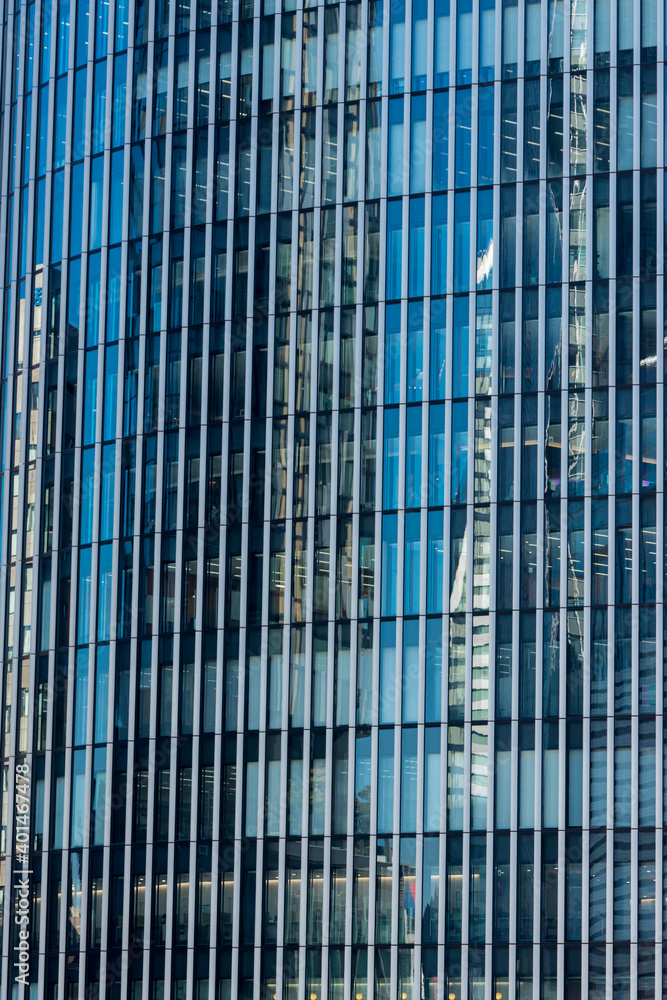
[431,193,448,295]
[129,145,144,239]
[107,246,122,341]
[615,388,633,494]
[409,197,425,297]
[390,0,406,93]
[383,407,400,508]
[406,405,422,507]
[380,620,396,724]
[615,499,632,606]
[404,513,421,614]
[477,188,493,289]
[74,650,89,745]
[429,403,446,505]
[38,89,49,175]
[78,546,92,644]
[387,199,403,299]
[87,251,101,346]
[433,90,449,190]
[20,189,29,277]
[55,77,68,168]
[546,285,562,389]
[70,162,84,257]
[57,0,71,75]
[430,298,447,399]
[35,178,45,267]
[412,0,428,90]
[116,0,130,50]
[455,88,472,186]
[84,349,98,445]
[41,5,51,81]
[475,293,493,391]
[434,0,450,87]
[640,389,657,490]
[454,191,470,292]
[80,448,95,544]
[73,67,86,160]
[456,0,473,84]
[98,542,113,641]
[500,185,516,287]
[68,256,81,337]
[103,347,119,439]
[546,181,563,282]
[614,618,632,720]
[113,54,127,145]
[76,0,90,65]
[95,646,110,742]
[377,728,394,830]
[101,444,116,540]
[96,0,110,57]
[411,95,427,192]
[388,98,404,196]
[479,0,495,80]
[591,609,607,716]
[110,150,124,244]
[478,84,495,184]
[407,301,424,400]
[93,61,107,153]
[23,94,32,186]
[427,511,444,614]
[381,514,398,615]
[452,295,469,397]
[385,303,402,403]
[451,401,468,504]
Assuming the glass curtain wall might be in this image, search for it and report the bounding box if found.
[0,0,665,998]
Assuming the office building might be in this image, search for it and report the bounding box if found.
[0,0,665,997]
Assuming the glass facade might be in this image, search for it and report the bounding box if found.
[1,0,667,997]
